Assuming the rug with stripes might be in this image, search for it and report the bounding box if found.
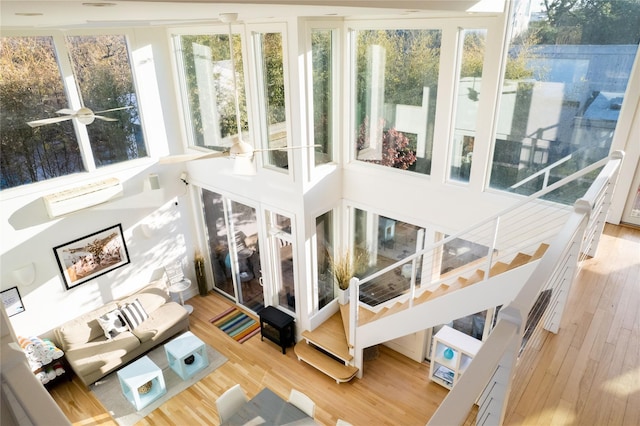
[209,307,260,343]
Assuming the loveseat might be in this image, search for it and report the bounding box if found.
[53,278,190,387]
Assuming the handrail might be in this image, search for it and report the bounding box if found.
[509,151,574,189]
[426,150,624,425]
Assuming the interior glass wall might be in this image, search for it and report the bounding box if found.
[490,0,639,202]
[353,29,441,175]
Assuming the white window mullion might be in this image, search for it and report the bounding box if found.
[52,33,96,171]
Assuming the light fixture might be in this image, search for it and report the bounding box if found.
[15,12,44,16]
[82,2,116,7]
[13,263,35,286]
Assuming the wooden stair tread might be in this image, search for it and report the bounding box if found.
[490,261,510,276]
[509,252,531,269]
[531,243,549,260]
[294,341,358,383]
[301,312,351,361]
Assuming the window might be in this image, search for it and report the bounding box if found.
[316,210,334,310]
[353,29,441,175]
[311,28,335,165]
[266,212,296,313]
[449,29,487,183]
[254,31,289,171]
[202,189,264,312]
[0,34,145,189]
[173,32,248,150]
[490,0,639,201]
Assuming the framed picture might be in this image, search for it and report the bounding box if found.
[53,224,130,290]
[1,287,25,317]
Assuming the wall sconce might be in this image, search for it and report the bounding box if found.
[13,263,35,286]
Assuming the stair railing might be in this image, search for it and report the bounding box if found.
[352,152,614,315]
[426,150,624,425]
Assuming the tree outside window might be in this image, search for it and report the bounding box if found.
[0,35,146,190]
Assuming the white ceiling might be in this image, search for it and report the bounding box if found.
[0,0,502,30]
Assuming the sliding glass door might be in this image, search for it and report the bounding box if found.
[202,189,264,312]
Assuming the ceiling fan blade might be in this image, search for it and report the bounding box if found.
[27,116,73,127]
[94,106,134,114]
[93,115,119,122]
[253,144,321,153]
[158,151,229,164]
[55,108,77,115]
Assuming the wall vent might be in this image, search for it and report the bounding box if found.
[43,177,123,218]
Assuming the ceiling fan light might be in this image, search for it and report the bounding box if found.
[233,156,256,176]
[229,139,254,156]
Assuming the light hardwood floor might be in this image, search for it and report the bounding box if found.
[49,224,639,426]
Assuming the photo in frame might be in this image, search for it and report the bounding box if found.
[53,224,130,290]
[1,287,25,317]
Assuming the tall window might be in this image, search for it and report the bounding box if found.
[311,28,334,165]
[490,0,639,201]
[0,35,145,189]
[173,32,248,150]
[353,29,441,175]
[266,211,296,313]
[316,210,334,310]
[254,31,289,171]
[449,29,487,183]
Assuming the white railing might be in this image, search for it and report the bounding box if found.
[426,150,624,425]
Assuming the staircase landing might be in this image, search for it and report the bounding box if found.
[294,309,358,383]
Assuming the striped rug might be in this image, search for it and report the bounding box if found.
[209,307,260,343]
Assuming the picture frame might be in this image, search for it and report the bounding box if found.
[1,286,25,317]
[53,224,130,290]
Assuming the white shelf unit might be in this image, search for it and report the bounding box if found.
[429,325,482,390]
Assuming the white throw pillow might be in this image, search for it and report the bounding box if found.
[97,309,129,339]
[120,299,149,330]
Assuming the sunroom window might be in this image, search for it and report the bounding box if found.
[353,29,441,175]
[173,31,248,150]
[489,0,639,202]
[0,34,145,189]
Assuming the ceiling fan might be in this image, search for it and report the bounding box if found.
[159,12,318,176]
[27,106,132,128]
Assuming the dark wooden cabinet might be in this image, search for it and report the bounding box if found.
[258,306,295,354]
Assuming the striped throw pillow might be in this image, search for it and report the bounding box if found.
[121,299,149,329]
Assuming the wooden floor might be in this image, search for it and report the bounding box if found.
[49,224,639,426]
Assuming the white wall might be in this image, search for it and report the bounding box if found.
[0,27,199,338]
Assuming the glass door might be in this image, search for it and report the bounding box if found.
[202,189,264,312]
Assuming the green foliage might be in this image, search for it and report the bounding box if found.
[533,0,640,44]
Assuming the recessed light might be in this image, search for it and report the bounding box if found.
[82,2,116,7]
[15,12,44,16]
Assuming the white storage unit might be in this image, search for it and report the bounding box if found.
[429,325,482,389]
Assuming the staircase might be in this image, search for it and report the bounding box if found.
[294,243,549,382]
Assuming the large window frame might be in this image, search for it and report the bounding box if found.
[0,29,149,190]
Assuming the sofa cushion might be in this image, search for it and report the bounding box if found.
[64,332,140,378]
[55,303,119,350]
[119,285,170,315]
[131,302,189,343]
[97,309,129,339]
[120,299,149,329]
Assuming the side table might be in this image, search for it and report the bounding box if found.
[164,331,209,380]
[259,306,295,354]
[117,356,166,411]
[169,279,194,314]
